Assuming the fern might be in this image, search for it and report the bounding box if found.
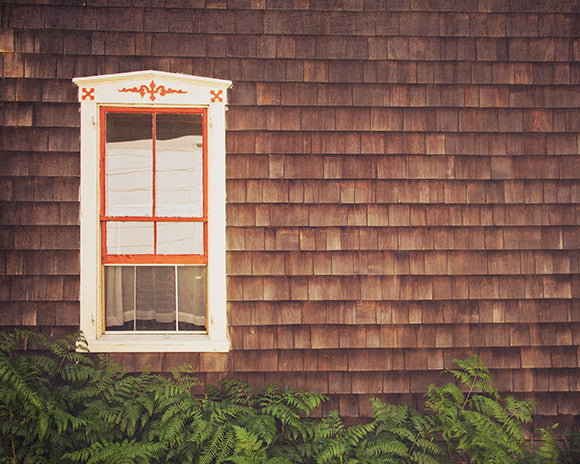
[0,332,564,464]
[63,439,164,464]
[425,355,558,464]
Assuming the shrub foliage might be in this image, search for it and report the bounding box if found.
[0,330,562,463]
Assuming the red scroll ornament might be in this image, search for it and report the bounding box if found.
[118,80,187,101]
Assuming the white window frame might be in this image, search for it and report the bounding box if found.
[73,70,231,352]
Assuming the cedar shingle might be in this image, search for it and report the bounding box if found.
[308,325,337,349]
[351,348,393,371]
[268,205,306,227]
[338,325,365,349]
[328,60,364,83]
[351,371,382,395]
[328,372,351,393]
[0,29,15,54]
[521,347,552,369]
[309,205,348,226]
[256,349,278,370]
[387,37,409,60]
[383,371,410,393]
[524,109,553,132]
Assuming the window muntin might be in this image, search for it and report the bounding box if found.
[101,107,207,333]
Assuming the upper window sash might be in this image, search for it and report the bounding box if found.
[100,107,208,219]
[99,107,209,264]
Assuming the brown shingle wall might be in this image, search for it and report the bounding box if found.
[0,1,578,423]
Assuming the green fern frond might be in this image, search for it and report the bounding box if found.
[346,422,375,441]
[409,449,442,464]
[232,424,265,452]
[245,414,277,445]
[63,438,164,464]
[215,428,237,464]
[316,439,348,463]
[366,438,408,457]
[0,356,45,410]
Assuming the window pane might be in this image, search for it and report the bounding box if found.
[177,266,207,330]
[106,221,154,254]
[156,222,204,255]
[156,113,203,217]
[135,267,176,330]
[105,113,153,217]
[104,265,206,332]
[104,266,135,331]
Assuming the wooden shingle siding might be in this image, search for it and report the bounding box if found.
[0,0,578,426]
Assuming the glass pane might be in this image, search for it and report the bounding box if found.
[106,221,154,254]
[104,265,206,332]
[105,113,153,217]
[156,113,203,217]
[156,222,204,255]
[104,266,135,331]
[177,266,207,330]
[135,267,176,330]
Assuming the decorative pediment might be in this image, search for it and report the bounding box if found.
[73,70,232,105]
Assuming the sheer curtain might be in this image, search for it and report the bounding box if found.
[105,266,207,331]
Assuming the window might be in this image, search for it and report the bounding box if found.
[102,108,207,332]
[73,71,231,352]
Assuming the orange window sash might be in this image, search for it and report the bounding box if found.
[99,106,208,265]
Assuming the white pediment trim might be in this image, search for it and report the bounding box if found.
[73,70,232,106]
[73,70,232,88]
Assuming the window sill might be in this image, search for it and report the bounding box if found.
[82,333,230,352]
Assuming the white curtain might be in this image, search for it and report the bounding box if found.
[105,266,207,330]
